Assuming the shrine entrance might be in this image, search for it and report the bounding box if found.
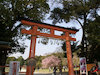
[21,18,78,75]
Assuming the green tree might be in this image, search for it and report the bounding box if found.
[62,58,67,66]
[72,53,79,66]
[49,0,100,60]
[35,55,44,68]
[0,0,49,74]
[86,16,100,63]
[62,41,78,58]
[51,52,64,58]
[17,56,24,70]
[6,57,16,64]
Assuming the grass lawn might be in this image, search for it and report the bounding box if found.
[34,67,79,73]
[5,67,79,73]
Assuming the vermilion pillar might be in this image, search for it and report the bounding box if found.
[65,32,74,75]
[26,26,37,75]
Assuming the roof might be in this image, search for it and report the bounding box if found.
[0,41,11,49]
[0,41,10,45]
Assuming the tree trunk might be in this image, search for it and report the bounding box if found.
[80,13,87,57]
[81,27,85,57]
[0,49,8,75]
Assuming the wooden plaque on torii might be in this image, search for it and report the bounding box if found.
[21,18,78,75]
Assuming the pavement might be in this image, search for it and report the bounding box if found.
[19,72,68,75]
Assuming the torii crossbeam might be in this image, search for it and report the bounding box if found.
[21,18,78,75]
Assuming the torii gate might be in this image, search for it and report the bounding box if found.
[21,18,78,75]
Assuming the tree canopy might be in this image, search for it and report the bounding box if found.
[0,0,49,53]
[86,16,100,62]
[0,1,50,75]
[42,55,61,68]
[49,0,100,62]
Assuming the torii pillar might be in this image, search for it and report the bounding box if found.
[25,26,37,75]
[21,18,78,75]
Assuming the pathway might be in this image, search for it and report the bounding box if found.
[19,72,68,75]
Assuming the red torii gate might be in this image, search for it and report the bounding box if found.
[21,18,78,75]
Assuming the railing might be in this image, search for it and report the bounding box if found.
[0,66,26,74]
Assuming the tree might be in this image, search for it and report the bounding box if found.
[35,55,44,68]
[62,58,67,66]
[17,56,24,70]
[72,53,79,66]
[62,41,78,58]
[86,16,100,63]
[46,52,64,58]
[42,55,61,68]
[49,0,100,60]
[0,0,49,74]
[6,57,16,65]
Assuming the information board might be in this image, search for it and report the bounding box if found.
[9,61,20,75]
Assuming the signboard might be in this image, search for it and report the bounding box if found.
[9,61,20,75]
[80,57,87,75]
[87,64,96,71]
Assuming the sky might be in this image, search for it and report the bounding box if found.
[9,11,100,59]
[9,19,82,59]
[9,0,83,59]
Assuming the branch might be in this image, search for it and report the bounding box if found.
[22,7,34,14]
[76,18,83,28]
[12,23,22,33]
[21,0,36,15]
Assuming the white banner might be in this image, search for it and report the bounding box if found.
[80,57,87,75]
[9,61,20,75]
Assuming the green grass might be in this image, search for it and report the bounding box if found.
[5,67,9,72]
[34,67,79,73]
[5,67,79,73]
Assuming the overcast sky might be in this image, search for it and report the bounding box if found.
[9,18,82,59]
[9,0,83,59]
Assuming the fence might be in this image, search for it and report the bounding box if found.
[0,66,26,75]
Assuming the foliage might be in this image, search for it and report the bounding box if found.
[35,55,45,68]
[17,56,24,66]
[62,41,78,58]
[0,0,49,63]
[46,52,64,58]
[61,58,67,66]
[24,55,45,68]
[0,0,49,74]
[87,17,100,42]
[86,16,100,62]
[6,57,16,64]
[0,0,50,53]
[6,56,25,66]
[72,53,79,66]
[42,55,61,68]
[49,0,100,62]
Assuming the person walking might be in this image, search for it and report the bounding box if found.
[59,65,62,75]
[53,66,57,75]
